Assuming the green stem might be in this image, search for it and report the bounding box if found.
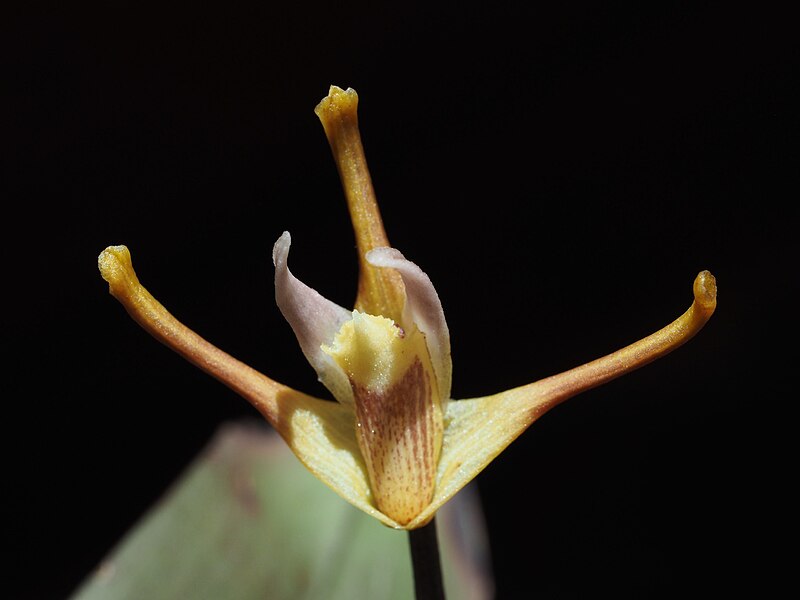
[408,518,445,600]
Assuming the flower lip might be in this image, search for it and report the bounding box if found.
[322,308,443,525]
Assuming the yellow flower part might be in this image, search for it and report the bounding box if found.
[98,85,717,530]
[323,311,443,525]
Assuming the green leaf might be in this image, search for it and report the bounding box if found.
[70,420,493,600]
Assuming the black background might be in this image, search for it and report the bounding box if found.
[6,2,794,598]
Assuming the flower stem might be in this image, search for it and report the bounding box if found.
[408,518,445,600]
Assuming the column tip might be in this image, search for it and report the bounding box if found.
[693,270,717,312]
[98,245,139,297]
[314,85,358,118]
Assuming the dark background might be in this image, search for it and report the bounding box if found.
[6,2,793,598]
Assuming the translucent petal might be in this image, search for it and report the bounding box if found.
[366,247,452,403]
[273,232,354,405]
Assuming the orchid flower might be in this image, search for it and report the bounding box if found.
[98,85,716,530]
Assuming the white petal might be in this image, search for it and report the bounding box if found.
[366,247,452,402]
[273,232,354,404]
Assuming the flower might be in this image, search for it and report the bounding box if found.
[98,85,717,530]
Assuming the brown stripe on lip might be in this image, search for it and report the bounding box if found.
[353,358,443,525]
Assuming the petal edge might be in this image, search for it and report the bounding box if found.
[367,247,452,403]
[273,232,354,405]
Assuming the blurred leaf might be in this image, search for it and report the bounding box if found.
[71,420,493,600]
